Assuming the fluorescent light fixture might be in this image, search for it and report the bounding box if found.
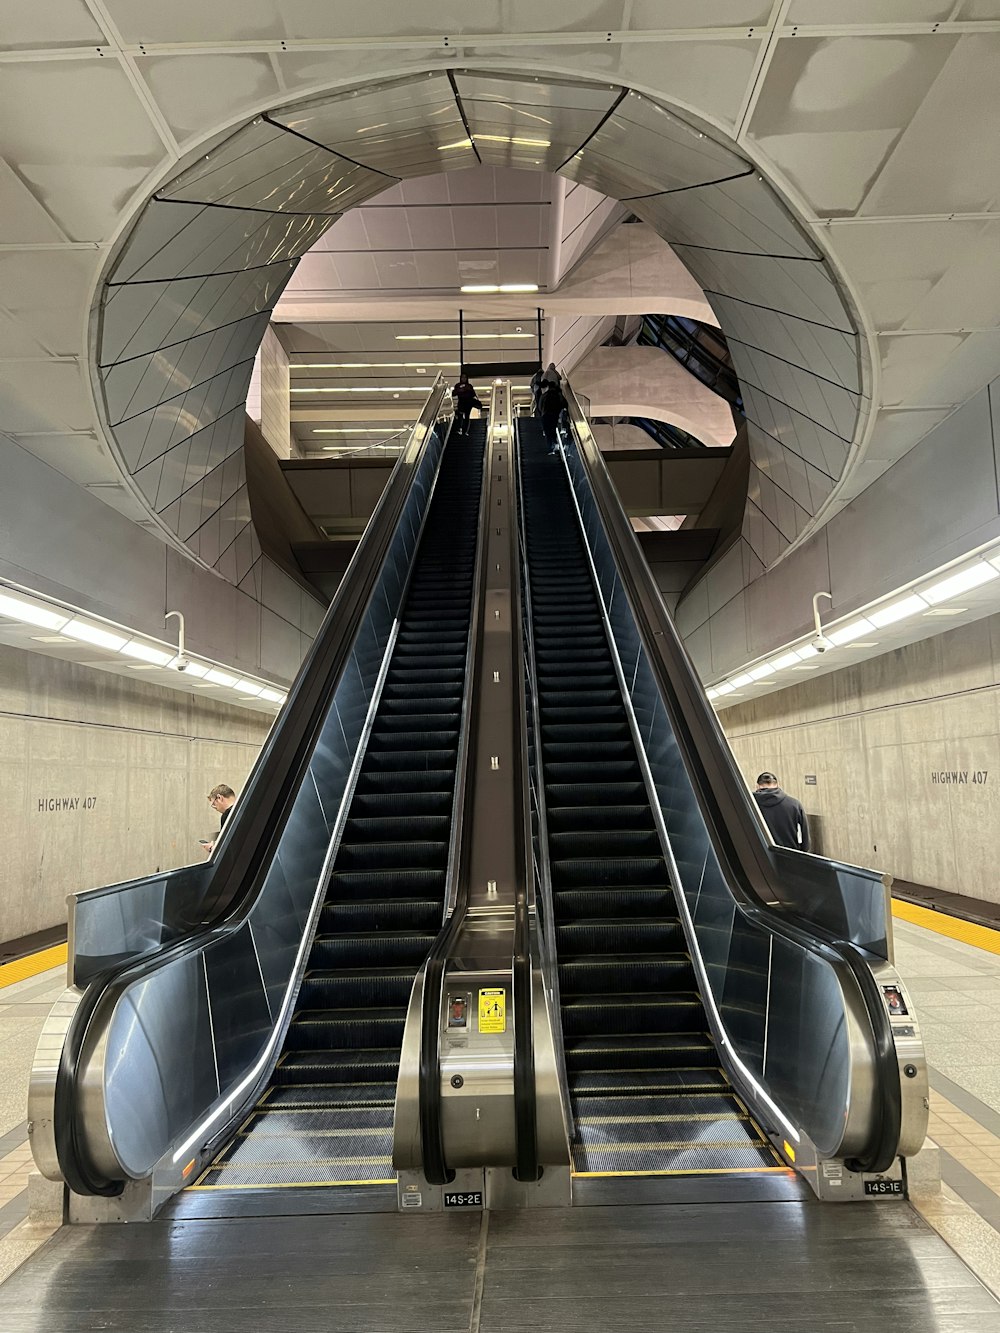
[63,619,128,651]
[923,607,967,617]
[828,618,875,646]
[706,687,720,700]
[233,679,264,696]
[394,333,533,341]
[312,427,413,434]
[714,681,736,695]
[748,663,775,680]
[460,283,539,294]
[0,592,68,630]
[769,652,801,671]
[795,644,819,660]
[205,668,238,687]
[120,640,174,666]
[290,386,427,394]
[730,673,753,688]
[292,361,459,369]
[922,562,999,604]
[868,594,928,628]
[260,688,285,704]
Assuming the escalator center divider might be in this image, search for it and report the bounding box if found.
[199,423,488,1190]
[517,417,778,1177]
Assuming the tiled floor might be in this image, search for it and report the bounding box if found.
[2,914,1000,1297]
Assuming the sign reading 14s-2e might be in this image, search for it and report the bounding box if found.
[444,1191,483,1208]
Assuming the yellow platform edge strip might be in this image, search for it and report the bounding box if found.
[892,898,1000,957]
[572,1166,790,1178]
[190,1178,397,1190]
[0,943,67,991]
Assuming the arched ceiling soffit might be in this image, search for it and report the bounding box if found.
[94,70,866,587]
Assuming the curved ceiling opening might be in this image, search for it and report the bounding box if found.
[94,69,866,592]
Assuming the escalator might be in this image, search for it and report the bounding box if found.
[518,417,778,1178]
[185,423,486,1192]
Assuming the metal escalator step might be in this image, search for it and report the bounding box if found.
[570,1069,729,1095]
[549,830,663,858]
[334,840,449,871]
[246,1108,395,1134]
[354,768,454,793]
[327,868,446,899]
[546,781,649,805]
[320,898,442,931]
[553,889,674,919]
[572,1092,744,1120]
[266,1083,398,1108]
[285,1012,406,1049]
[378,696,462,716]
[359,748,457,772]
[550,856,667,887]
[548,805,657,833]
[562,995,705,1037]
[558,957,695,994]
[542,722,630,742]
[366,728,460,751]
[543,761,643,783]
[274,1050,400,1083]
[571,1141,778,1175]
[298,969,417,1008]
[556,920,684,952]
[369,713,459,733]
[342,814,451,843]
[309,932,435,968]
[344,791,453,816]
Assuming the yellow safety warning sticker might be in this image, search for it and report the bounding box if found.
[478,987,506,1034]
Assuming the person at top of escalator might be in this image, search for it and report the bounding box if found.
[753,772,809,852]
[451,373,482,436]
[539,380,568,456]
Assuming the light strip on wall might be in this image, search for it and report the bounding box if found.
[460,283,539,294]
[394,333,534,341]
[291,362,461,369]
[0,582,287,709]
[289,386,428,394]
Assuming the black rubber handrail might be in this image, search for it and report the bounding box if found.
[564,388,901,1173]
[54,384,451,1194]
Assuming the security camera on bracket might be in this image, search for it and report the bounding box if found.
[165,609,190,670]
[811,591,833,653]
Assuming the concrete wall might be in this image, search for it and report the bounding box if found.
[719,614,1000,905]
[0,643,271,944]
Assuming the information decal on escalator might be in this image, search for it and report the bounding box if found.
[864,1179,904,1195]
[478,988,506,1034]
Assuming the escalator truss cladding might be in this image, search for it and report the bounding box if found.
[197,425,487,1190]
[518,416,779,1178]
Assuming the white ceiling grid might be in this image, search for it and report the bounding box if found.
[0,2,995,618]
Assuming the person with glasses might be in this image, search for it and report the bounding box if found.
[201,784,237,856]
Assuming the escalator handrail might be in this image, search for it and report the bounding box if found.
[562,383,901,1172]
[53,379,452,1195]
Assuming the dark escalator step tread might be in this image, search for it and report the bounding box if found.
[285,1014,406,1049]
[360,749,457,772]
[550,857,668,888]
[342,814,451,842]
[552,889,675,920]
[298,970,418,1007]
[556,920,685,953]
[348,791,452,817]
[327,868,446,898]
[378,697,462,716]
[557,958,696,995]
[561,997,707,1037]
[369,713,460,733]
[275,1049,400,1079]
[549,831,663,858]
[321,899,442,931]
[572,1092,745,1120]
[547,807,656,833]
[570,1069,730,1095]
[309,932,436,967]
[265,1084,399,1108]
[334,841,449,871]
[546,781,650,805]
[543,762,643,783]
[217,1130,394,1169]
[354,769,455,793]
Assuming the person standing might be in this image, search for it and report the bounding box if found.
[202,783,237,856]
[451,374,483,436]
[753,772,809,851]
[539,381,568,455]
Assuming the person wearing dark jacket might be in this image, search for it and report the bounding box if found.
[753,772,809,851]
[539,382,567,454]
[451,374,483,435]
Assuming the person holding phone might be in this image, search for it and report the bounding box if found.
[201,784,236,856]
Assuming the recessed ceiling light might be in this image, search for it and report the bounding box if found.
[769,653,801,671]
[730,673,753,688]
[869,594,928,628]
[120,640,174,666]
[922,562,999,603]
[923,607,968,617]
[63,619,128,651]
[0,592,69,630]
[827,619,875,646]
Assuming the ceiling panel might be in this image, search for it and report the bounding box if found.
[359,209,415,251]
[273,74,478,177]
[0,0,108,49]
[399,206,455,249]
[0,159,67,244]
[562,90,749,200]
[453,71,617,173]
[371,252,421,288]
[0,249,96,356]
[160,118,393,214]
[822,218,1000,333]
[629,0,771,24]
[616,40,762,130]
[0,60,166,240]
[136,54,281,145]
[786,0,953,19]
[450,205,500,249]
